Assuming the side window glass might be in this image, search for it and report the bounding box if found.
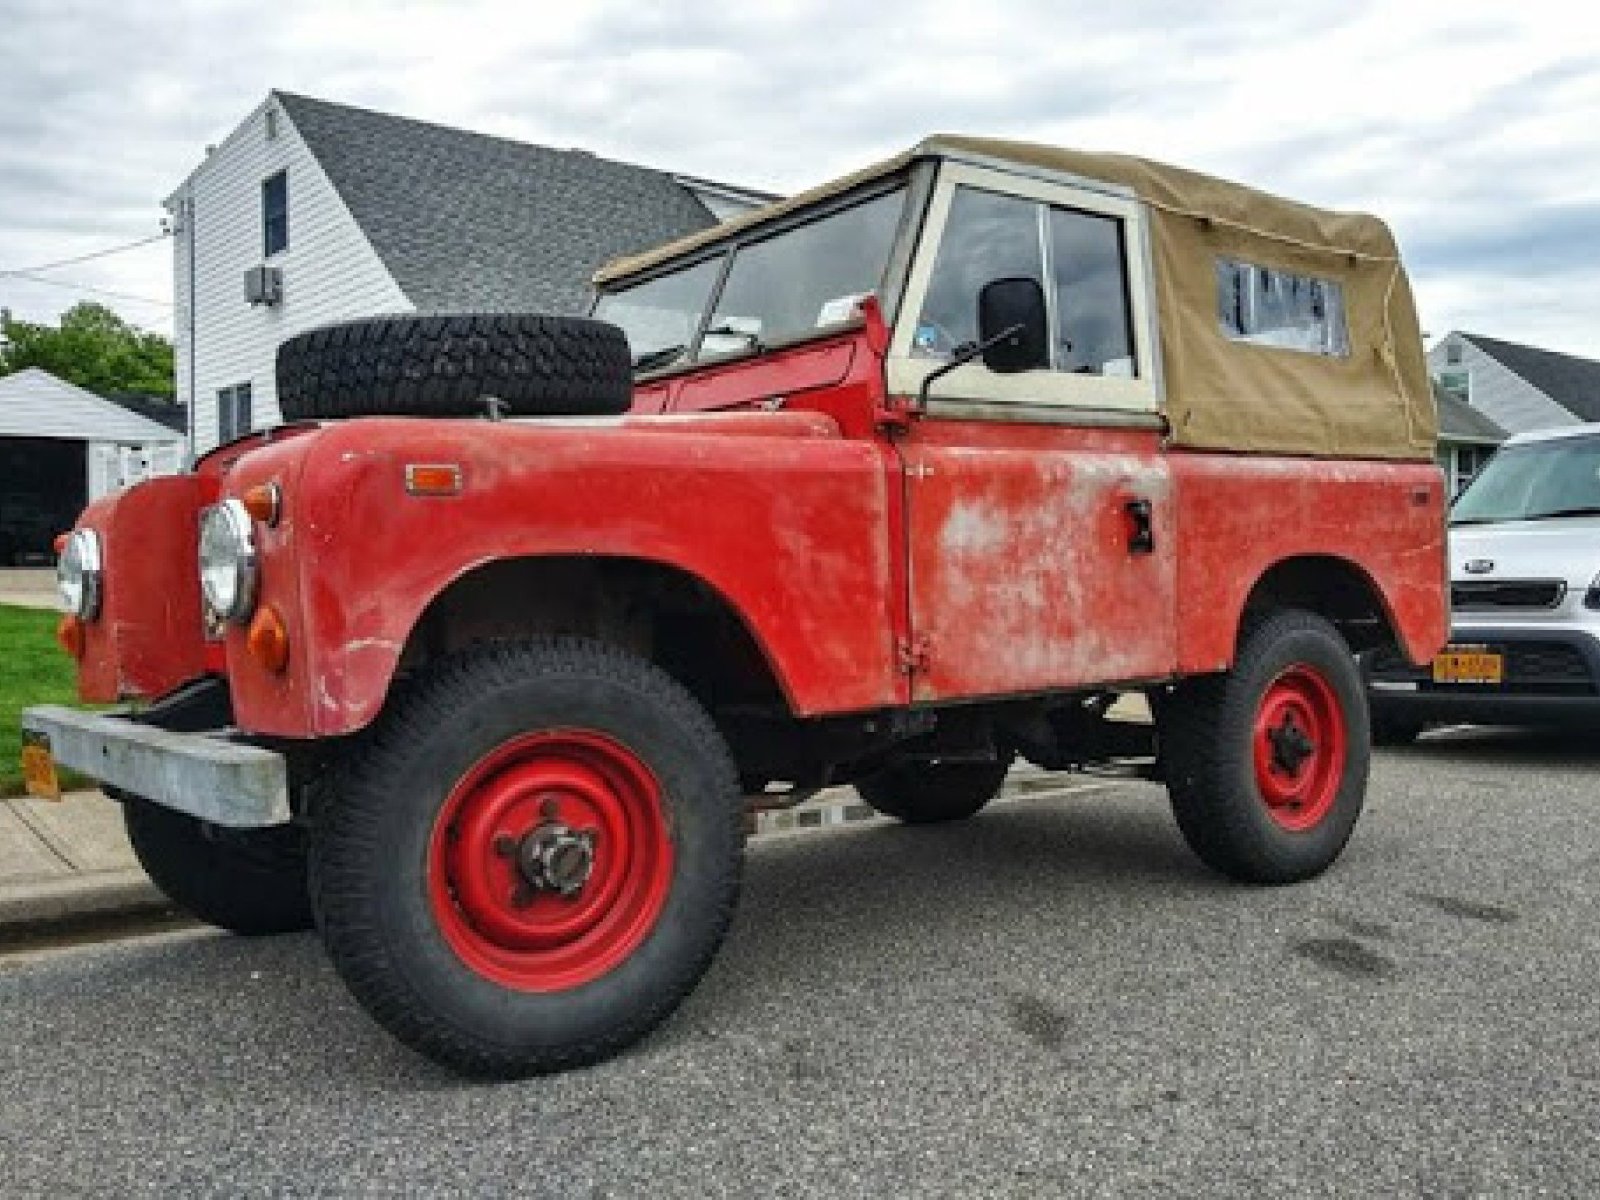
[1049,208,1137,377]
[914,187,1042,358]
[1216,258,1348,357]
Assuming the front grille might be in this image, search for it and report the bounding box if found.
[1452,579,1566,611]
[1505,643,1592,689]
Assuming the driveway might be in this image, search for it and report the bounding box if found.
[0,568,56,610]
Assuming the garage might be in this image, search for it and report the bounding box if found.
[0,367,183,564]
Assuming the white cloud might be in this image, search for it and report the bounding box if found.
[1,0,1596,356]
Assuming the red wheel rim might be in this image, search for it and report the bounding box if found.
[427,730,674,992]
[1251,665,1347,832]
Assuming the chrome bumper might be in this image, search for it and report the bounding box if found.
[20,705,291,828]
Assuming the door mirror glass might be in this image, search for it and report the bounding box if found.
[978,277,1049,373]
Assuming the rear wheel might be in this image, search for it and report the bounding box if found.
[123,798,312,935]
[309,639,743,1078]
[1159,610,1369,884]
[855,757,1011,824]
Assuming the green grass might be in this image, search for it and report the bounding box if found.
[0,603,84,797]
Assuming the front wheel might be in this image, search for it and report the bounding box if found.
[309,639,743,1078]
[1158,610,1370,884]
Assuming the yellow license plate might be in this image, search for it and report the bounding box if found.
[20,730,61,801]
[1432,647,1504,685]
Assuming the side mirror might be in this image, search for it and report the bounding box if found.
[977,277,1049,374]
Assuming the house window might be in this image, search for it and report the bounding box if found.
[1216,258,1348,357]
[1437,369,1471,404]
[263,171,288,257]
[218,383,253,444]
[1445,341,1463,365]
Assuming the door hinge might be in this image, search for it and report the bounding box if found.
[896,635,932,675]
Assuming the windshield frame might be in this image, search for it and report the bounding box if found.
[589,164,935,382]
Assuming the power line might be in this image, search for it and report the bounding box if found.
[0,232,168,279]
[0,269,173,308]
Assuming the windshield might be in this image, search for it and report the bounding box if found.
[1451,434,1600,525]
[592,185,907,372]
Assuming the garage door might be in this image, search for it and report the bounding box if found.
[0,438,86,565]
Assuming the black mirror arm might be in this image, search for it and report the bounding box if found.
[913,323,1024,414]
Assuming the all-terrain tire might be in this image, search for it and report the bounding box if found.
[123,798,313,935]
[275,312,633,422]
[855,757,1012,824]
[1159,610,1370,884]
[309,638,744,1078]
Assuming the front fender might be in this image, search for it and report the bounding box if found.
[224,415,901,737]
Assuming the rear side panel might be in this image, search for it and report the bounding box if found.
[1170,452,1448,671]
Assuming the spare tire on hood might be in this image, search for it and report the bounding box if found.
[275,312,634,422]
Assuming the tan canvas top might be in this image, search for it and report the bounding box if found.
[594,136,1435,461]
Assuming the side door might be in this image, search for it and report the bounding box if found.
[887,163,1176,703]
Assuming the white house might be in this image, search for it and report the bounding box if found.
[1429,332,1600,436]
[0,367,183,563]
[165,92,774,456]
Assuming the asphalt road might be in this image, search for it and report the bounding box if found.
[2,731,1598,1197]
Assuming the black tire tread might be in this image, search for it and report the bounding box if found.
[309,637,742,1078]
[275,312,632,423]
[123,800,312,935]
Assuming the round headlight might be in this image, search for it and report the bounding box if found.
[198,499,258,622]
[57,529,103,619]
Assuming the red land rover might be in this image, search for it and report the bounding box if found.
[24,136,1446,1077]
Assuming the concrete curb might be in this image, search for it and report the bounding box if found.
[0,870,169,936]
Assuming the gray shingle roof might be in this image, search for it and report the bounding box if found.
[275,92,736,314]
[1460,332,1600,424]
[1433,386,1506,444]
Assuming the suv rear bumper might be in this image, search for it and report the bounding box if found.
[1365,626,1600,728]
[20,705,290,828]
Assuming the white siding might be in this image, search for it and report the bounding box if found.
[1428,334,1579,437]
[167,95,412,456]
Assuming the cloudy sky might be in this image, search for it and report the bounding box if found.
[2,0,1597,355]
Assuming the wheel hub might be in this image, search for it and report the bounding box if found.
[503,822,598,900]
[1251,664,1348,833]
[428,730,675,993]
[1267,714,1316,777]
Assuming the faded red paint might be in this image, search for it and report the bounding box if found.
[65,319,1446,738]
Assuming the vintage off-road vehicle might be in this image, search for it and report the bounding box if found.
[24,136,1446,1077]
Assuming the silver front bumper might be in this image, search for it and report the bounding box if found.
[20,705,291,828]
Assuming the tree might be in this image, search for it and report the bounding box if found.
[0,302,175,399]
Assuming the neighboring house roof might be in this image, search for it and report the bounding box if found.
[1434,387,1506,445]
[1458,332,1600,424]
[274,92,773,314]
[0,368,184,442]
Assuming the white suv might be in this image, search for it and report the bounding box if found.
[1366,424,1600,742]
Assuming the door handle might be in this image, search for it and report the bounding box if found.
[1124,498,1154,555]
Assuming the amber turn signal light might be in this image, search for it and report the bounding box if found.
[56,615,85,659]
[246,605,290,673]
[405,463,463,496]
[242,482,282,526]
